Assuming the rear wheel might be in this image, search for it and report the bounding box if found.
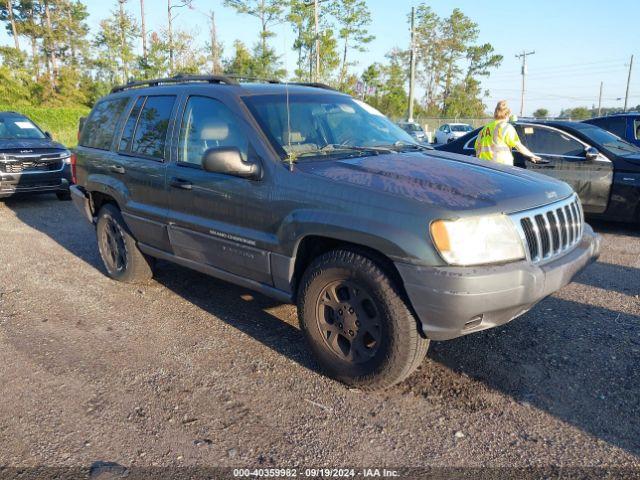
[96,204,154,283]
[297,249,429,389]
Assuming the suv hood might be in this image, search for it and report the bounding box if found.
[297,151,574,213]
[0,138,67,151]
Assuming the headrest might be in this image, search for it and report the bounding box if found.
[283,131,304,143]
[199,120,229,141]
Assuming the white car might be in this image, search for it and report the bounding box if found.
[434,123,473,144]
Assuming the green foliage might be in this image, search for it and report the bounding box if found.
[560,106,592,120]
[0,103,90,147]
[329,0,374,85]
[533,108,549,119]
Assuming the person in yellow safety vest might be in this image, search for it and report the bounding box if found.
[475,100,543,166]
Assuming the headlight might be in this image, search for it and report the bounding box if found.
[430,214,525,266]
[60,150,72,164]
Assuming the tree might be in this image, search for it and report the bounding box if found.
[329,0,374,86]
[561,106,591,120]
[94,1,138,85]
[223,39,257,77]
[533,108,549,119]
[223,0,287,77]
[411,3,501,116]
[0,0,21,50]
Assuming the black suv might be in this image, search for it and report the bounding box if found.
[71,76,599,389]
[0,111,71,200]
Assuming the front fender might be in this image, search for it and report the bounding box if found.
[277,209,440,265]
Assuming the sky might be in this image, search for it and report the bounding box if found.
[1,0,639,116]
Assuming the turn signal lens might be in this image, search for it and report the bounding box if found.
[430,220,451,253]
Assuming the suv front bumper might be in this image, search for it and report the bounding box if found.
[395,224,601,341]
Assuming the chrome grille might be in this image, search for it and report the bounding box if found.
[511,195,583,264]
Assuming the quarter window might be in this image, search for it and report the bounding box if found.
[80,97,130,150]
[178,96,249,166]
[522,127,584,157]
[130,95,176,159]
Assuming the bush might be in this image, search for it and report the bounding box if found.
[0,104,90,147]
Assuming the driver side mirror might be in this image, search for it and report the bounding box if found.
[201,147,262,180]
[585,146,599,161]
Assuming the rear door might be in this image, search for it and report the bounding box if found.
[520,124,613,213]
[165,94,274,285]
[113,94,178,251]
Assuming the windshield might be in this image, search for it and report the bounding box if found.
[0,116,46,140]
[579,124,640,155]
[244,93,417,160]
[451,124,472,132]
[404,123,423,132]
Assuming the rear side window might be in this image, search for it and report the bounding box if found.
[129,95,176,159]
[119,97,146,152]
[634,119,640,140]
[522,127,584,156]
[80,97,130,150]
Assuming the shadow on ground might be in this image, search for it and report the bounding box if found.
[4,194,640,457]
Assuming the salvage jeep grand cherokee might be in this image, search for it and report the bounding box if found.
[70,75,600,389]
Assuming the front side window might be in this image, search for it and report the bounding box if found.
[130,95,176,159]
[522,127,584,157]
[243,94,415,160]
[80,97,130,150]
[0,116,46,140]
[634,120,640,140]
[178,96,249,166]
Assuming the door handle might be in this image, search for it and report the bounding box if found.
[109,165,125,174]
[170,177,193,190]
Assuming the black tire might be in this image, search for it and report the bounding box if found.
[96,204,154,283]
[56,190,71,201]
[297,249,429,390]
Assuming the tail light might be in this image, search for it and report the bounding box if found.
[70,152,77,184]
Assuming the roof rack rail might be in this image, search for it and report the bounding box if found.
[225,75,281,84]
[110,74,238,94]
[224,75,337,91]
[290,82,336,91]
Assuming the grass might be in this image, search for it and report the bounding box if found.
[0,104,90,148]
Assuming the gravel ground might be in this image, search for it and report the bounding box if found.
[0,195,638,474]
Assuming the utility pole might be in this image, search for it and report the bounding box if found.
[515,50,535,117]
[408,6,416,122]
[314,0,320,82]
[211,10,220,74]
[168,0,174,73]
[624,54,634,112]
[140,0,147,64]
[597,81,603,116]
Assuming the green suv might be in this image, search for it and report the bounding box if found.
[70,75,600,389]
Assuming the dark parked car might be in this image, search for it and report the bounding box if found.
[436,120,640,223]
[0,111,71,200]
[70,76,599,389]
[584,113,640,147]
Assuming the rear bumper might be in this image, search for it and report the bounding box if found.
[396,224,601,341]
[0,170,68,198]
[70,185,94,223]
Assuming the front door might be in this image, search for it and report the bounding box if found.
[166,95,275,285]
[520,124,613,213]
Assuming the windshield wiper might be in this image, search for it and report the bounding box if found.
[293,143,394,159]
[380,141,432,152]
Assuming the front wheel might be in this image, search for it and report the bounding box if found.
[96,204,154,283]
[297,249,429,390]
[56,190,71,201]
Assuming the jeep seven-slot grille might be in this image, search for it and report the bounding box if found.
[512,195,583,264]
